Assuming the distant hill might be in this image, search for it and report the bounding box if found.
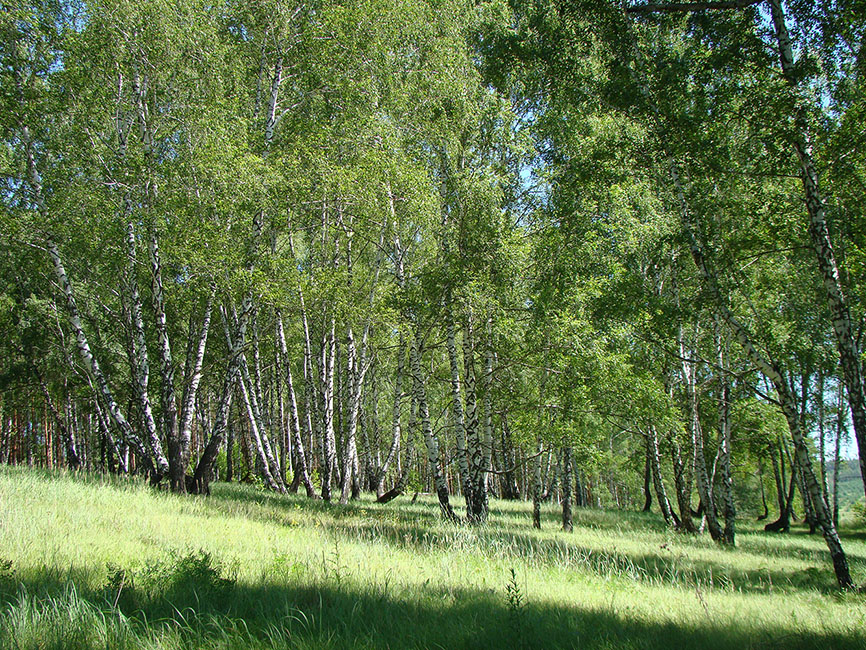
[829,459,863,512]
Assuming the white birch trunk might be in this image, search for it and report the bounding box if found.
[714,319,736,545]
[463,312,488,522]
[668,155,853,587]
[375,332,405,497]
[649,426,677,526]
[277,312,316,497]
[320,320,338,501]
[93,397,127,474]
[192,297,251,493]
[679,328,723,541]
[410,333,457,522]
[146,230,185,490]
[177,287,215,486]
[21,114,158,474]
[223,305,284,493]
[768,0,866,502]
[481,322,495,511]
[124,222,169,481]
[833,384,847,528]
[48,240,155,472]
[445,303,473,507]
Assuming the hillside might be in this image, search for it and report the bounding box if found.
[0,467,864,650]
[831,460,865,513]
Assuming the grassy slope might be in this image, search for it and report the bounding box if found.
[0,467,864,649]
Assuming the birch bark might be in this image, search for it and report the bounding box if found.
[767,0,866,501]
[669,155,853,587]
[191,297,251,493]
[649,426,678,526]
[679,329,723,541]
[714,322,736,545]
[277,313,316,497]
[410,333,457,522]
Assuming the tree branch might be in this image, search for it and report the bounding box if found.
[626,0,762,13]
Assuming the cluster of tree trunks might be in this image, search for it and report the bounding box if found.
[4,0,864,592]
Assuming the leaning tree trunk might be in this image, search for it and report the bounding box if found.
[375,229,411,498]
[177,288,214,490]
[17,84,148,472]
[191,369,236,495]
[47,238,155,475]
[377,371,416,505]
[374,331,406,498]
[34,369,80,470]
[246,309,285,491]
[237,366,283,492]
[768,0,866,502]
[222,305,283,493]
[190,298,252,494]
[667,151,854,587]
[649,427,679,526]
[793,451,818,534]
[766,452,797,534]
[93,398,126,474]
[670,435,698,533]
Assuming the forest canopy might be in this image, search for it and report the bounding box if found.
[2,0,866,590]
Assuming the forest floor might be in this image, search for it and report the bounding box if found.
[0,466,864,649]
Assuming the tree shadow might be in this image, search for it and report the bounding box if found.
[198,482,865,596]
[318,517,863,596]
[1,562,861,650]
[205,482,449,527]
[14,470,861,599]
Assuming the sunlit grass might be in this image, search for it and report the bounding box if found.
[0,465,864,649]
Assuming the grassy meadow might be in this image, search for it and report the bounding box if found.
[0,466,864,649]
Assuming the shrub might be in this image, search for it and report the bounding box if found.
[104,550,235,614]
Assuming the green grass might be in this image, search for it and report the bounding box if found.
[0,466,864,649]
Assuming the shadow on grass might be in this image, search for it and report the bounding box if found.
[207,481,448,527]
[7,470,861,602]
[320,518,859,596]
[206,482,675,543]
[198,483,861,596]
[0,561,861,650]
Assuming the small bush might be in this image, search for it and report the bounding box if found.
[849,497,866,524]
[104,550,235,614]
